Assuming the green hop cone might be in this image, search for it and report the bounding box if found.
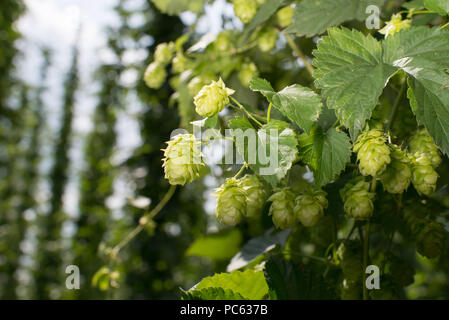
[240,174,267,218]
[233,0,257,24]
[268,188,296,229]
[193,78,235,117]
[353,129,391,177]
[162,134,205,186]
[416,221,446,259]
[341,177,374,220]
[154,42,175,66]
[144,62,166,89]
[258,27,278,52]
[409,129,441,168]
[172,53,190,73]
[410,153,438,196]
[277,5,295,28]
[187,76,210,97]
[294,190,328,227]
[214,178,247,226]
[381,145,412,194]
[238,61,259,87]
[215,31,232,52]
[337,240,363,282]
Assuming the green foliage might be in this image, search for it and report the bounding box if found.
[150,0,205,15]
[186,229,243,260]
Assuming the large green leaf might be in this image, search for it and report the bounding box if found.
[424,0,449,15]
[285,0,385,37]
[193,270,269,300]
[230,118,299,187]
[313,28,398,139]
[186,229,243,261]
[181,287,246,300]
[250,78,322,132]
[298,126,352,187]
[383,27,449,155]
[227,228,292,271]
[150,0,205,15]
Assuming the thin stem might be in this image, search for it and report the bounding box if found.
[441,21,449,29]
[363,178,377,300]
[110,185,177,259]
[386,81,406,131]
[233,163,248,179]
[230,96,263,126]
[283,32,314,77]
[267,103,272,122]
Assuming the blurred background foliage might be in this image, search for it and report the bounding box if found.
[0,0,448,300]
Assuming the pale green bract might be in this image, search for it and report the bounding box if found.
[194,78,234,117]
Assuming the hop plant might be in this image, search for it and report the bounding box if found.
[337,240,363,282]
[214,178,247,226]
[416,221,446,259]
[154,42,175,66]
[144,62,166,89]
[240,174,267,219]
[277,5,295,28]
[238,61,259,87]
[408,129,441,168]
[268,188,296,229]
[341,177,375,220]
[353,129,391,177]
[341,279,361,300]
[233,0,258,24]
[172,53,190,73]
[294,190,328,227]
[410,153,439,196]
[162,134,205,186]
[258,27,278,52]
[215,31,232,52]
[381,145,412,194]
[379,13,411,38]
[387,256,415,287]
[187,75,214,97]
[194,78,235,117]
[369,276,400,300]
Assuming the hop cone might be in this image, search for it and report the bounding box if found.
[238,61,259,87]
[353,129,391,177]
[233,0,257,23]
[154,42,174,66]
[337,240,363,282]
[162,134,205,186]
[294,190,328,227]
[341,177,375,220]
[258,27,278,52]
[379,13,411,38]
[240,174,267,218]
[416,221,446,259]
[268,188,296,229]
[215,31,232,52]
[411,153,438,196]
[409,129,441,168]
[214,178,247,226]
[194,78,235,117]
[144,62,166,89]
[277,5,295,28]
[172,53,190,73]
[381,146,412,194]
[187,75,214,97]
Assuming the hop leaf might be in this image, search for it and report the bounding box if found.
[144,62,166,89]
[154,42,175,65]
[379,13,411,38]
[257,27,278,52]
[214,178,247,226]
[294,190,328,227]
[353,129,391,177]
[381,145,412,194]
[240,174,267,219]
[408,129,442,168]
[268,188,296,229]
[233,0,258,24]
[162,134,205,186]
[194,78,235,117]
